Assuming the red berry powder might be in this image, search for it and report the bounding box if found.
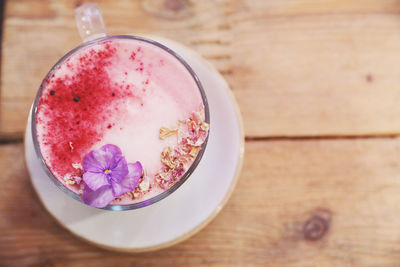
[36,41,133,179]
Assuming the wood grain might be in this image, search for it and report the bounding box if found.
[3,0,400,137]
[2,139,400,266]
[3,1,400,266]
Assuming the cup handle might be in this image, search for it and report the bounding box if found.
[75,3,107,42]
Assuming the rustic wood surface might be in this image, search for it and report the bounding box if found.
[3,140,400,266]
[4,0,400,138]
[2,0,400,266]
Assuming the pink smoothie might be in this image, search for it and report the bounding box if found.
[35,37,208,205]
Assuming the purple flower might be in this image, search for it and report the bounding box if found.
[81,144,142,208]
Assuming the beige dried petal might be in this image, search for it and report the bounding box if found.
[201,122,210,131]
[72,163,82,169]
[69,141,74,151]
[164,159,178,169]
[161,148,179,169]
[155,107,209,190]
[159,127,178,140]
[198,105,204,114]
[159,172,170,181]
[139,178,150,192]
[189,146,200,157]
[124,192,134,199]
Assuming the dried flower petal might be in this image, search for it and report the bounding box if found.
[159,126,178,140]
[189,146,200,157]
[69,141,74,151]
[201,122,210,131]
[155,106,209,189]
[139,177,150,191]
[161,147,179,169]
[72,162,82,169]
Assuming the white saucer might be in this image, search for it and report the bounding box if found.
[25,36,244,252]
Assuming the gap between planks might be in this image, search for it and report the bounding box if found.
[1,133,399,145]
[245,133,400,141]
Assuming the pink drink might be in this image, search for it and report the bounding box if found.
[35,37,209,205]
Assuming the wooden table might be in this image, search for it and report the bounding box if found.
[2,0,400,265]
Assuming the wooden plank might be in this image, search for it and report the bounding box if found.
[2,139,400,265]
[3,1,400,138]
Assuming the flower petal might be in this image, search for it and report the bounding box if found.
[110,162,142,196]
[83,171,109,191]
[101,144,123,167]
[82,150,104,173]
[123,162,143,192]
[109,156,128,184]
[111,182,124,197]
[82,185,115,208]
[83,144,123,172]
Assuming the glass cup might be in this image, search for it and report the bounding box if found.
[31,3,210,210]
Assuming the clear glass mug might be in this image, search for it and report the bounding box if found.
[31,3,210,210]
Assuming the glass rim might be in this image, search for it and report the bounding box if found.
[31,35,210,211]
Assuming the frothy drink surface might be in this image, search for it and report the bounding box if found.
[36,38,207,205]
